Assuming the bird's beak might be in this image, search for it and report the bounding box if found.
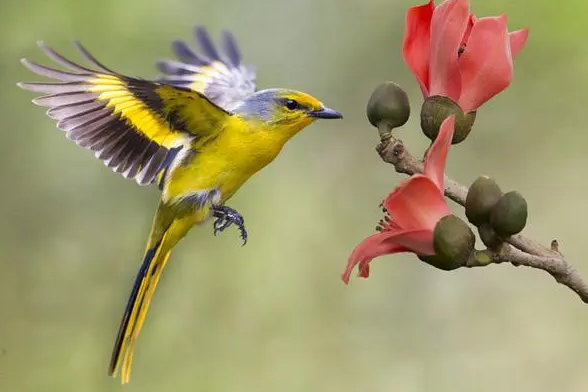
[309,106,343,119]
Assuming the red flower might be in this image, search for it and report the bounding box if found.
[342,116,456,283]
[402,0,529,113]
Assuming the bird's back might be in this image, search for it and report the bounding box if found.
[163,115,287,203]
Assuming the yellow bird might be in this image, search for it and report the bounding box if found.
[18,26,342,384]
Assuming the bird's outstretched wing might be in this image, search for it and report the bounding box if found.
[156,26,257,110]
[19,41,231,186]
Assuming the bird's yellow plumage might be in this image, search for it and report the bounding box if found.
[18,26,342,384]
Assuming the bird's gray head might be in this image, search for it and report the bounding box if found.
[230,88,342,125]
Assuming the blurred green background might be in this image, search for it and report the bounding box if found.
[2,0,588,391]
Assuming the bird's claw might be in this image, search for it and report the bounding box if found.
[212,205,248,245]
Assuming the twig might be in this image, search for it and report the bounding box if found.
[376,136,588,304]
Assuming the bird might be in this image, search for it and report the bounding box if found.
[18,25,342,384]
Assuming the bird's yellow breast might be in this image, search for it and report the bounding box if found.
[164,116,294,203]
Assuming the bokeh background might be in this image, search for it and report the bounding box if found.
[2,0,588,391]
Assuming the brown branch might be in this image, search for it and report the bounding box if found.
[377,135,588,304]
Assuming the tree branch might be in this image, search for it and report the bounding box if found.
[376,135,588,304]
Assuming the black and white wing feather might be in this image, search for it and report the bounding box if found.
[156,26,257,110]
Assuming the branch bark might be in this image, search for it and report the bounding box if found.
[377,135,588,304]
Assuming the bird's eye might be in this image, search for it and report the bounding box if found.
[284,99,300,110]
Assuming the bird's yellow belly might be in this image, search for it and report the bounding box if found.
[165,128,285,204]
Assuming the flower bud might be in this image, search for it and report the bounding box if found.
[472,249,493,266]
[418,215,475,270]
[490,191,528,237]
[478,223,503,249]
[420,95,476,144]
[366,81,411,140]
[465,176,503,226]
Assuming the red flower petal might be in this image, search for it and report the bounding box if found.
[424,115,455,191]
[388,229,436,255]
[457,15,513,112]
[428,0,469,102]
[383,175,451,232]
[342,231,410,284]
[460,13,477,49]
[509,28,529,58]
[357,262,370,278]
[342,229,435,284]
[403,0,435,96]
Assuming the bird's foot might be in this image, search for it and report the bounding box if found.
[212,205,247,245]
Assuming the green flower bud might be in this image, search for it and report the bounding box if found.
[418,253,465,271]
[418,215,475,271]
[478,223,503,249]
[366,81,411,140]
[472,249,493,266]
[465,176,503,226]
[490,191,528,237]
[417,254,450,269]
[420,95,476,144]
[433,215,476,269]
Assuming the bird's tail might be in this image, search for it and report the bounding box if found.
[108,214,174,384]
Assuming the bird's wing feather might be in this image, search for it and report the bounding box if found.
[156,26,257,110]
[18,41,231,186]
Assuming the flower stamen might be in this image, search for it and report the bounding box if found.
[375,208,394,232]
